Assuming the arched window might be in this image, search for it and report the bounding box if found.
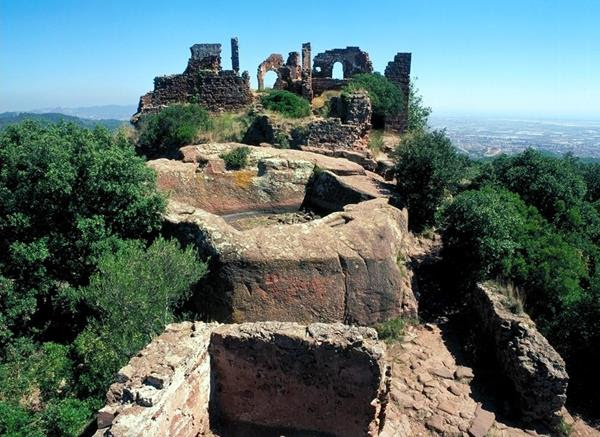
[263,70,278,89]
[332,62,344,80]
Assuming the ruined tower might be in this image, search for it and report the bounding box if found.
[384,53,412,133]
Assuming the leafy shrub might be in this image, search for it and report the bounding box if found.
[221,146,251,170]
[345,72,403,120]
[137,104,212,158]
[407,80,432,132]
[393,130,465,231]
[491,149,586,228]
[0,402,43,437]
[260,90,311,118]
[440,187,527,283]
[375,317,408,343]
[41,398,96,437]
[274,131,290,148]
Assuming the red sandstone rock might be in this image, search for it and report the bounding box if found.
[468,404,495,437]
[148,143,385,216]
[165,197,417,326]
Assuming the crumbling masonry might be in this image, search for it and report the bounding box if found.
[133,38,412,133]
[131,38,252,123]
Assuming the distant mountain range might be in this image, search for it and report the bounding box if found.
[29,104,137,121]
[0,111,127,131]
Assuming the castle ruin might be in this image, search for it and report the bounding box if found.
[132,38,412,133]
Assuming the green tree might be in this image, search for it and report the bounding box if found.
[393,130,465,231]
[440,187,527,283]
[579,161,600,202]
[74,237,207,396]
[41,398,96,437]
[492,149,586,227]
[137,103,212,158]
[0,121,165,343]
[406,80,432,132]
[345,72,404,121]
[0,402,44,437]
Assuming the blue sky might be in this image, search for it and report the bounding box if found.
[1,0,599,118]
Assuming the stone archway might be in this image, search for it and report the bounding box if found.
[312,47,373,79]
[257,54,284,90]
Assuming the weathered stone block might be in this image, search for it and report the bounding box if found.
[94,322,391,437]
[165,197,417,326]
[209,322,389,436]
[470,283,569,424]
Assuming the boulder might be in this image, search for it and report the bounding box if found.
[164,197,417,325]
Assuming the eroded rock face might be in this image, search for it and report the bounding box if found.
[471,283,569,424]
[164,198,417,325]
[93,322,390,437]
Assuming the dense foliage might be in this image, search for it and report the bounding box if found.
[393,130,465,231]
[345,72,404,121]
[391,127,600,410]
[74,237,207,397]
[137,103,212,158]
[260,90,311,118]
[0,122,207,435]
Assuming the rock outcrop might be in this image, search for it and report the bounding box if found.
[164,198,417,325]
[94,321,390,437]
[149,143,392,215]
[471,283,569,424]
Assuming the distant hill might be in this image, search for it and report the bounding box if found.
[0,112,126,131]
[29,104,137,121]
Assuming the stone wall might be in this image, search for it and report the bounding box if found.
[243,91,371,152]
[384,53,411,133]
[306,118,368,150]
[311,77,348,95]
[257,51,303,93]
[470,283,569,425]
[93,322,391,437]
[210,322,389,436]
[329,90,372,128]
[132,39,252,123]
[93,322,214,436]
[301,42,313,100]
[230,37,239,74]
